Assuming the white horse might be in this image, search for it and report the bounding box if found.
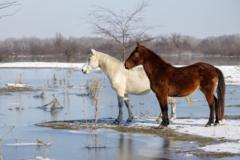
[82,49,176,124]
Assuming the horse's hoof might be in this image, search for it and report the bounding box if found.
[112,119,121,125]
[205,122,214,127]
[126,118,133,123]
[157,124,168,129]
[214,122,220,126]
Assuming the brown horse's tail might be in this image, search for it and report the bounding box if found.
[215,67,225,120]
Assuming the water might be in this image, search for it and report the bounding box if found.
[0,68,239,160]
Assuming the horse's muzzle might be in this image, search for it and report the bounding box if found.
[81,68,87,74]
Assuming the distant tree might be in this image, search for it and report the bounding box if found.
[89,1,151,61]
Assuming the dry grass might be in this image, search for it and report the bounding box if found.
[36,121,215,144]
[87,79,101,128]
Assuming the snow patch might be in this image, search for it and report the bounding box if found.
[200,142,240,154]
[128,118,240,154]
[170,119,240,140]
[35,156,54,160]
[5,142,52,146]
[0,62,84,69]
[5,83,33,89]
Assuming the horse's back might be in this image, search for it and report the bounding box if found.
[174,62,217,78]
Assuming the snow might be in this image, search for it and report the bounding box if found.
[35,157,54,160]
[5,142,52,146]
[128,118,240,154]
[217,65,240,85]
[0,62,84,69]
[200,142,240,154]
[5,83,33,88]
[170,119,240,140]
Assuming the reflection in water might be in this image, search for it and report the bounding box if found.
[160,138,177,160]
[116,133,175,160]
[86,131,109,160]
[118,134,133,160]
[50,109,61,121]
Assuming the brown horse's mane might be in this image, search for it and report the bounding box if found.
[140,45,173,68]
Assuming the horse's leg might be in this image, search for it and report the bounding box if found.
[213,96,219,125]
[203,92,215,127]
[113,95,124,124]
[124,94,134,123]
[156,93,169,128]
[157,97,176,122]
[169,97,176,120]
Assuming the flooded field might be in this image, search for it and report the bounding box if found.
[0,68,240,160]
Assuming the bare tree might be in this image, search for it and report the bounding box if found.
[89,1,151,61]
[0,1,18,19]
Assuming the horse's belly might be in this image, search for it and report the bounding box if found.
[126,77,151,94]
[127,85,150,94]
[169,83,199,97]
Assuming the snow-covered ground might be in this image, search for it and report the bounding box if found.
[171,118,240,154]
[128,118,240,154]
[219,66,240,85]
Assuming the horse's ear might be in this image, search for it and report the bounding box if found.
[91,49,96,55]
[136,42,140,47]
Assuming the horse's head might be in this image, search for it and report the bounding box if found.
[82,49,99,74]
[125,42,145,69]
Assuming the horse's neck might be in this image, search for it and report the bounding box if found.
[143,49,172,79]
[98,53,122,78]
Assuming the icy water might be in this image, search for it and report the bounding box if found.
[0,68,240,160]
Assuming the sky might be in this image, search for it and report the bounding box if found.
[0,0,239,39]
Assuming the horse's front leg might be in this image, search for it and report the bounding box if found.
[157,97,176,122]
[156,93,169,128]
[124,94,134,123]
[113,96,124,125]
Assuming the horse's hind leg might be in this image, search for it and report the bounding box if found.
[124,94,134,123]
[214,96,219,125]
[113,96,124,124]
[202,91,215,127]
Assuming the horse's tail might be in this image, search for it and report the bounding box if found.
[215,67,225,120]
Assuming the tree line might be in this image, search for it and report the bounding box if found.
[0,33,240,63]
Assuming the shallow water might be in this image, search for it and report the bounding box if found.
[0,68,240,160]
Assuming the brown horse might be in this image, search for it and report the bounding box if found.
[125,43,225,128]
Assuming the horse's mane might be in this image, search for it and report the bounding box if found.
[94,50,122,65]
[140,45,173,67]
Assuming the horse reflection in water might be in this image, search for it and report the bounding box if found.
[82,49,177,124]
[125,43,225,128]
[117,133,176,160]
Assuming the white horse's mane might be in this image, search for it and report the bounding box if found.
[91,49,122,65]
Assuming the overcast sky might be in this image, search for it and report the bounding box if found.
[0,0,239,39]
